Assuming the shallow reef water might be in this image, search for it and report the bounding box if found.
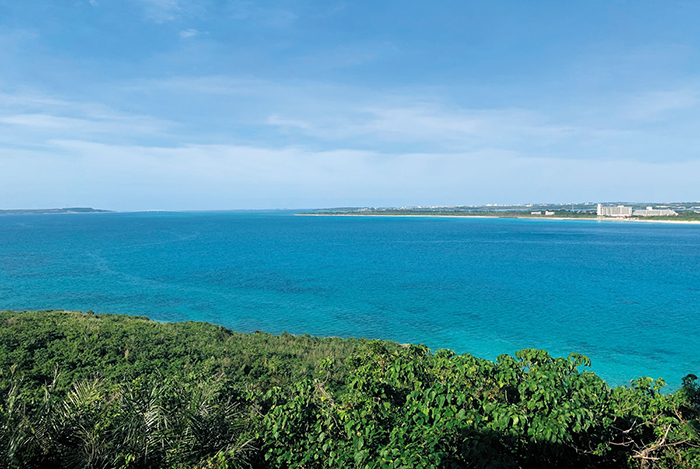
[1,211,699,388]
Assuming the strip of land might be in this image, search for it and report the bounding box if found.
[0,207,112,215]
[299,212,700,224]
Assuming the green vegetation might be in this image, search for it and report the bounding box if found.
[308,209,700,222]
[645,212,700,222]
[311,210,600,219]
[1,310,699,468]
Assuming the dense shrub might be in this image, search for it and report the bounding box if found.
[1,310,698,468]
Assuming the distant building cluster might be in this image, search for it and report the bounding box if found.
[633,207,678,217]
[597,204,632,217]
[597,204,678,218]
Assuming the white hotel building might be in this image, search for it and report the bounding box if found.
[597,204,632,217]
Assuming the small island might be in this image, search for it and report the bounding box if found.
[0,207,112,215]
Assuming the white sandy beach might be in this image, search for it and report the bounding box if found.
[298,213,700,225]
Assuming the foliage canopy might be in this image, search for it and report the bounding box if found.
[1,310,698,468]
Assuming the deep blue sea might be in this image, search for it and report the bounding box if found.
[1,211,699,389]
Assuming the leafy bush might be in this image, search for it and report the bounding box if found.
[1,310,698,468]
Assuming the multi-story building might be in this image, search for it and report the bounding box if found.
[597,204,632,217]
[633,207,678,217]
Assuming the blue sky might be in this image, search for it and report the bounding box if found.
[1,0,699,210]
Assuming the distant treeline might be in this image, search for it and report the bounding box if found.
[309,210,700,221]
[310,210,600,218]
[0,208,111,215]
[1,310,698,468]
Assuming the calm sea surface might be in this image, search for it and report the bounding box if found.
[1,211,698,388]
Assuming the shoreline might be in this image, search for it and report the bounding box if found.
[297,213,700,225]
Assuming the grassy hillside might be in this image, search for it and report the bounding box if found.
[1,310,698,468]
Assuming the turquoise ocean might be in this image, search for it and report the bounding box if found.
[1,211,698,389]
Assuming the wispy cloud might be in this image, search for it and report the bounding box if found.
[0,91,174,147]
[225,1,298,27]
[624,88,699,121]
[128,75,274,96]
[112,73,700,162]
[0,112,170,135]
[179,28,200,39]
[294,40,400,69]
[3,139,699,210]
[266,101,592,154]
[133,0,297,25]
[3,1,700,210]
[0,28,39,49]
[138,0,182,22]
[2,80,699,209]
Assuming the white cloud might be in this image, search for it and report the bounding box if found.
[89,0,99,6]
[128,76,273,96]
[0,91,174,147]
[0,113,85,129]
[266,114,314,131]
[3,76,700,210]
[134,0,209,22]
[294,40,400,69]
[625,88,699,121]
[259,8,297,27]
[138,0,181,22]
[142,76,579,150]
[225,1,298,27]
[2,139,699,210]
[0,112,169,135]
[266,102,591,153]
[45,73,700,164]
[179,29,200,39]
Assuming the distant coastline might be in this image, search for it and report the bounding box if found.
[0,207,112,215]
[298,212,700,224]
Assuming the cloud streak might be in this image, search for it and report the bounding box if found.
[3,74,700,209]
[131,73,700,161]
[0,91,175,147]
[179,29,200,39]
[2,139,699,210]
[137,0,182,22]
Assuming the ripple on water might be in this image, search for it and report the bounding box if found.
[0,212,699,389]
